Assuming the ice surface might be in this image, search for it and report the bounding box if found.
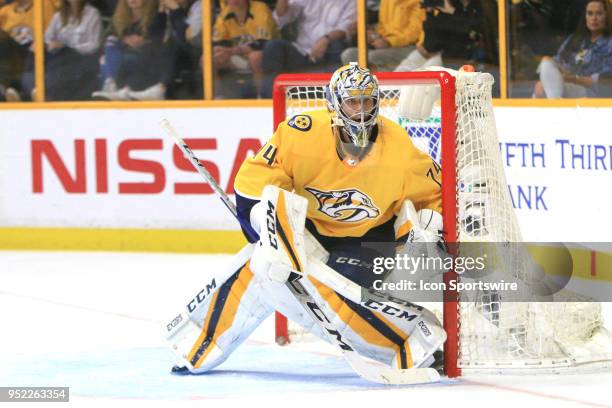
[1,251,610,408]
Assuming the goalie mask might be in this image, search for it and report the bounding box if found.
[326,63,380,166]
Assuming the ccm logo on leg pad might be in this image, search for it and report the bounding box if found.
[266,200,278,250]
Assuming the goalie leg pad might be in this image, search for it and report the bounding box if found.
[162,244,254,346]
[163,246,274,374]
[289,242,446,370]
[249,185,309,283]
[393,313,447,369]
[301,272,444,370]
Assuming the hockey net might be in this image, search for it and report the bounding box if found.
[271,70,612,377]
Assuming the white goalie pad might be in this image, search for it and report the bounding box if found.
[161,244,256,370]
[249,185,309,283]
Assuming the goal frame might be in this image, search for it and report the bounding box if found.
[272,71,462,378]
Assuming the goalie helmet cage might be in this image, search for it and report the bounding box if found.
[271,71,611,378]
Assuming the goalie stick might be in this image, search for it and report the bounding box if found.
[160,119,440,385]
[160,119,259,243]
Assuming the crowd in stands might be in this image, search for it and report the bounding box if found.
[91,0,172,101]
[26,0,103,101]
[0,0,610,101]
[0,0,57,101]
[212,0,277,98]
[394,0,498,72]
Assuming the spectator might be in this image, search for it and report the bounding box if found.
[23,0,103,101]
[533,0,611,98]
[156,0,202,99]
[92,0,172,100]
[212,0,277,98]
[0,0,57,101]
[159,0,200,46]
[341,0,425,71]
[216,0,276,12]
[394,0,496,72]
[260,0,356,98]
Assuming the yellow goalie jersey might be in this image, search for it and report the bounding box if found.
[234,109,442,240]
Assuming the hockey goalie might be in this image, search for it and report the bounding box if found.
[164,63,448,383]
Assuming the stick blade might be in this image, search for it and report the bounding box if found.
[377,367,440,385]
[352,358,441,385]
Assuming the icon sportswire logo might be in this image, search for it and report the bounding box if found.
[305,187,380,222]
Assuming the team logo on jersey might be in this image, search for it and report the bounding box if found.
[288,115,312,132]
[305,187,380,222]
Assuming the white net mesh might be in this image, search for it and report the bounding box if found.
[451,72,610,371]
[278,71,611,373]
